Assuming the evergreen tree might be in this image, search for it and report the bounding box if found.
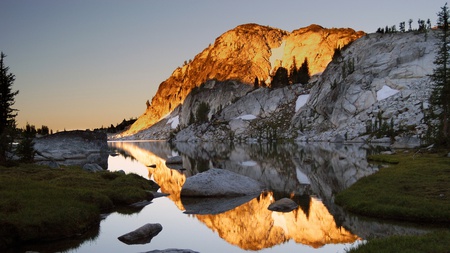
[254,76,259,88]
[0,52,19,164]
[289,57,299,84]
[332,46,342,61]
[270,67,289,88]
[16,123,36,163]
[298,58,311,85]
[428,3,450,146]
[399,21,406,32]
[195,102,210,123]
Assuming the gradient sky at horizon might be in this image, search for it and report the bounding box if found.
[0,0,443,131]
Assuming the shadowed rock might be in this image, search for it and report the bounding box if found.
[268,198,299,212]
[165,156,182,164]
[118,223,162,245]
[182,194,259,214]
[142,249,199,253]
[34,130,108,168]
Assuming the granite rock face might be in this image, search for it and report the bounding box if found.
[291,31,436,144]
[118,24,363,137]
[116,27,437,146]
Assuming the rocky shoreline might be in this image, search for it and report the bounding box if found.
[33,130,109,169]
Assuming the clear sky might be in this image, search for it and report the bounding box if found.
[0,0,443,131]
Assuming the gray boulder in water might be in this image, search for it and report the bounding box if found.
[180,168,263,197]
[143,249,199,253]
[268,198,299,212]
[118,223,162,245]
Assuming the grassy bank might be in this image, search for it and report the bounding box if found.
[336,151,450,253]
[346,231,450,253]
[0,164,158,249]
[335,151,450,223]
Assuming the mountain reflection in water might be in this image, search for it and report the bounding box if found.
[108,141,371,250]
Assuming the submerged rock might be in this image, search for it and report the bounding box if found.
[180,168,263,197]
[118,223,162,245]
[268,198,299,212]
[142,249,199,253]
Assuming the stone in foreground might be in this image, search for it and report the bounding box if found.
[180,168,263,197]
[268,198,299,212]
[143,249,199,253]
[118,223,162,245]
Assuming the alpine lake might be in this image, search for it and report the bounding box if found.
[23,141,437,253]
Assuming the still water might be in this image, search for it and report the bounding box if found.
[58,141,426,253]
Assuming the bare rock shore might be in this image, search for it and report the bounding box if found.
[33,130,109,169]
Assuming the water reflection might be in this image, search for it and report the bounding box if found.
[108,141,379,250]
[194,192,358,250]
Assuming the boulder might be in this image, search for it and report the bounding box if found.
[33,130,108,168]
[143,249,199,253]
[117,223,162,245]
[82,163,104,173]
[180,168,263,197]
[268,198,299,212]
[165,156,182,164]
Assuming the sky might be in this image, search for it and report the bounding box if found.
[0,0,443,131]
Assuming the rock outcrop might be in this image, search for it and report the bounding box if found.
[33,130,109,169]
[292,31,436,143]
[115,24,438,146]
[158,30,437,144]
[180,168,264,197]
[119,24,364,137]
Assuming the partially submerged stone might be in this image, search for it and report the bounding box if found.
[118,223,162,245]
[143,249,199,253]
[180,168,263,197]
[268,198,299,212]
[165,156,182,164]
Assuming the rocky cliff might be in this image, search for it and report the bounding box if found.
[292,31,436,144]
[121,24,364,137]
[117,24,437,146]
[168,30,437,146]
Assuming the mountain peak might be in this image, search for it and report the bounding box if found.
[121,24,365,137]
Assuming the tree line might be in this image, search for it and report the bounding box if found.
[254,57,311,89]
[376,18,431,33]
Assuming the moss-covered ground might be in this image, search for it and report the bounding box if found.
[336,151,450,252]
[0,164,158,250]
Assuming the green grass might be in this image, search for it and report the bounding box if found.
[0,164,158,249]
[367,154,400,164]
[338,152,450,253]
[336,152,450,223]
[346,231,450,253]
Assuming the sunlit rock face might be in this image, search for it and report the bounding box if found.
[122,24,364,137]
